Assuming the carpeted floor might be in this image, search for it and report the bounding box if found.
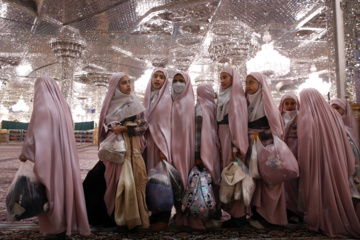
[0,142,335,239]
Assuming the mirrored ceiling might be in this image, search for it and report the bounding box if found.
[0,0,337,122]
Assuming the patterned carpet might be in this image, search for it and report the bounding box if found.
[0,143,334,239]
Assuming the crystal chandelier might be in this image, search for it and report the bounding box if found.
[246,30,290,77]
[298,64,330,95]
[12,96,29,112]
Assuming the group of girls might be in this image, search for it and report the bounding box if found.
[92,66,360,238]
[17,66,360,238]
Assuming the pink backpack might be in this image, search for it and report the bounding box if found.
[181,166,216,219]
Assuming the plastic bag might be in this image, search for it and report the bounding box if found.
[256,135,299,186]
[98,133,126,163]
[237,160,255,207]
[181,166,216,219]
[6,161,48,221]
[249,140,260,179]
[146,160,183,211]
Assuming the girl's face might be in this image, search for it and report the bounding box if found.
[119,75,131,94]
[152,71,166,89]
[173,74,186,84]
[245,75,259,95]
[283,98,297,111]
[220,72,232,90]
[332,104,345,116]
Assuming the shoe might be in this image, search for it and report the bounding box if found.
[249,219,265,229]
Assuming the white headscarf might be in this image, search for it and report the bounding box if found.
[247,81,265,122]
[105,85,145,124]
[216,68,233,122]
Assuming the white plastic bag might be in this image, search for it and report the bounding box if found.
[237,160,256,207]
[249,140,260,179]
[99,133,126,153]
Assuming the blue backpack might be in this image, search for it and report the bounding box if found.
[181,166,216,219]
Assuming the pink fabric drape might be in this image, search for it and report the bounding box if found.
[142,68,172,172]
[197,83,220,186]
[20,76,90,236]
[246,72,287,225]
[298,88,360,238]
[98,72,127,216]
[330,98,360,153]
[278,93,302,216]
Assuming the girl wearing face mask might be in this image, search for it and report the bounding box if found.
[141,68,173,231]
[217,67,249,228]
[331,98,360,215]
[171,71,202,228]
[278,94,303,223]
[245,72,287,229]
[97,72,149,229]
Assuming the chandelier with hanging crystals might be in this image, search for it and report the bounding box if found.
[246,30,290,77]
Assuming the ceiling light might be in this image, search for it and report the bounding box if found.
[12,96,29,112]
[246,30,290,77]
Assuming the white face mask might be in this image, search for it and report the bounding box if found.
[173,82,186,94]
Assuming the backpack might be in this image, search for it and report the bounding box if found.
[181,166,216,219]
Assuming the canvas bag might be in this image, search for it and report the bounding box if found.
[181,166,216,219]
[256,135,299,185]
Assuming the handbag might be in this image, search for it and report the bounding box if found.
[219,161,246,204]
[256,135,299,185]
[181,166,216,219]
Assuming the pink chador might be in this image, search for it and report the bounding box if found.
[195,83,221,224]
[20,76,91,237]
[298,88,360,238]
[246,72,287,226]
[97,72,147,219]
[278,93,303,218]
[141,67,172,171]
[217,67,249,219]
[330,98,360,217]
[170,71,204,229]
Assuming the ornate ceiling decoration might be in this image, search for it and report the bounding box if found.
[0,0,352,122]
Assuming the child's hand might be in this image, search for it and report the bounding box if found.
[232,152,240,161]
[159,151,167,161]
[19,154,27,162]
[112,125,127,135]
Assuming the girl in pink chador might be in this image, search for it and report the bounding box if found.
[245,72,287,229]
[19,76,91,237]
[170,71,203,229]
[330,98,360,216]
[298,88,360,238]
[217,67,249,228]
[278,93,303,223]
[98,72,148,229]
[141,68,172,231]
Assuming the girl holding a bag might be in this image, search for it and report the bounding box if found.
[245,72,287,229]
[141,68,173,231]
[217,67,249,227]
[98,72,149,229]
[19,77,91,238]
